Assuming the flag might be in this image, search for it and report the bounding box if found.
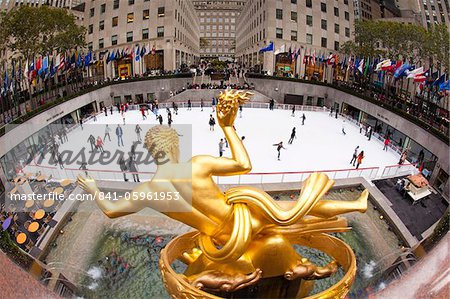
[84,51,92,66]
[291,47,296,61]
[24,59,29,81]
[439,80,450,91]
[311,50,316,66]
[274,44,285,55]
[140,44,147,57]
[433,74,446,86]
[376,59,391,71]
[76,53,82,67]
[406,67,424,78]
[29,60,35,80]
[58,54,66,71]
[151,45,156,55]
[50,57,57,77]
[3,69,8,95]
[36,57,42,72]
[327,54,336,65]
[394,63,411,78]
[358,58,364,73]
[363,57,370,75]
[135,45,140,61]
[259,42,274,52]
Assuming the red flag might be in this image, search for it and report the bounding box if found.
[36,57,42,71]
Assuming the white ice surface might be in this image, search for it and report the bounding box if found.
[28,107,413,183]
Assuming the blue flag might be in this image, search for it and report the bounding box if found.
[439,80,450,91]
[135,46,140,61]
[259,42,274,52]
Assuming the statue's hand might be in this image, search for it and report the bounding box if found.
[217,98,238,127]
[77,175,99,195]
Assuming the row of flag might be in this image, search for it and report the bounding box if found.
[258,42,449,91]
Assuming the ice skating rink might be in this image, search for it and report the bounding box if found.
[29,106,409,183]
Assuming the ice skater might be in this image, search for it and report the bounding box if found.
[110,105,113,115]
[291,105,295,117]
[367,126,372,141]
[342,121,346,135]
[187,100,192,111]
[168,113,173,127]
[209,114,216,131]
[273,141,286,161]
[116,124,124,147]
[104,107,108,116]
[239,105,243,118]
[301,113,306,125]
[359,122,364,134]
[123,113,126,125]
[329,107,333,116]
[201,99,204,111]
[350,146,359,166]
[224,138,228,148]
[79,118,83,130]
[383,138,389,151]
[398,149,408,165]
[118,157,128,181]
[219,139,225,157]
[79,161,88,176]
[135,124,142,141]
[87,134,96,152]
[128,155,140,182]
[96,136,104,153]
[158,114,163,125]
[356,151,364,169]
[211,97,216,112]
[269,99,275,110]
[288,127,296,144]
[140,106,147,120]
[104,125,112,142]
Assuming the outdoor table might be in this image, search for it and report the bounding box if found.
[34,209,45,220]
[28,222,39,233]
[16,233,27,244]
[1,217,12,231]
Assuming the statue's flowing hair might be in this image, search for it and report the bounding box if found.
[144,125,179,158]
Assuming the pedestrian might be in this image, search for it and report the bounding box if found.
[79,161,88,176]
[158,114,163,125]
[87,134,96,152]
[104,106,108,116]
[110,105,113,115]
[128,155,140,182]
[301,113,306,125]
[168,113,173,127]
[116,124,124,147]
[135,124,142,141]
[187,100,192,111]
[288,127,296,144]
[383,138,389,151]
[104,124,112,142]
[273,141,286,161]
[174,103,178,115]
[211,97,216,112]
[359,123,364,134]
[269,99,275,110]
[291,105,295,117]
[342,121,346,135]
[239,105,243,118]
[356,151,365,169]
[96,136,104,153]
[79,118,83,130]
[201,99,204,111]
[118,157,128,182]
[219,139,224,157]
[209,114,216,131]
[330,107,333,116]
[140,106,147,120]
[350,146,359,166]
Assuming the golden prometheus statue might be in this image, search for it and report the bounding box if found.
[78,90,368,298]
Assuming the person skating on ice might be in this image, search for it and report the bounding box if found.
[116,124,124,147]
[239,105,243,118]
[110,105,113,115]
[342,120,347,135]
[383,138,389,151]
[367,126,372,141]
[350,146,359,166]
[168,113,173,127]
[187,100,192,111]
[104,125,112,142]
[118,157,128,182]
[104,106,108,117]
[288,127,296,144]
[219,139,225,157]
[301,113,306,125]
[96,136,104,153]
[291,105,295,117]
[128,155,140,182]
[140,106,147,120]
[158,114,163,125]
[273,141,286,161]
[87,134,96,152]
[209,114,216,131]
[201,99,204,111]
[356,151,364,169]
[135,124,142,141]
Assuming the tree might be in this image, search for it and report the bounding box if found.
[200,38,209,48]
[0,6,86,60]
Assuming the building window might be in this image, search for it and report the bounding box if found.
[291,30,297,41]
[321,37,327,48]
[291,11,297,22]
[306,33,312,44]
[143,9,149,19]
[90,7,94,17]
[306,0,312,8]
[291,0,297,3]
[276,9,283,20]
[126,31,133,42]
[88,24,93,34]
[276,28,283,39]
[158,7,165,17]
[334,7,339,17]
[157,26,164,37]
[344,0,348,4]
[142,28,149,39]
[111,35,118,45]
[321,2,327,12]
[321,19,327,30]
[128,0,134,5]
[88,42,93,51]
[345,27,350,37]
[100,3,106,14]
[113,0,119,9]
[112,16,118,27]
[334,23,339,34]
[334,41,340,51]
[127,13,134,23]
[99,20,104,31]
[306,15,313,26]
[345,11,349,20]
[99,38,104,49]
